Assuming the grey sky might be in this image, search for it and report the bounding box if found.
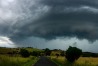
[0,0,98,53]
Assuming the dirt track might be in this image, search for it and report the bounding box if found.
[33,56,58,66]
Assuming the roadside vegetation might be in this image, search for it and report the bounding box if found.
[49,46,98,66]
[0,55,38,66]
[0,46,98,66]
[51,56,98,66]
[0,47,42,66]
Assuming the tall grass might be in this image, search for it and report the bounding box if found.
[0,55,38,66]
[50,56,98,66]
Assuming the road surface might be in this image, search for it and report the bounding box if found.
[33,56,58,66]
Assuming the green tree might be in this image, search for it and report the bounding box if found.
[31,51,40,56]
[56,54,59,58]
[44,48,51,56]
[60,51,65,56]
[65,46,82,62]
[20,49,30,57]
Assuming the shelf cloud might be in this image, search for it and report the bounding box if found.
[0,0,98,49]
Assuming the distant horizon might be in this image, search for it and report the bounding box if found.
[1,45,98,53]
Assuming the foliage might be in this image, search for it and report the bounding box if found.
[20,49,30,57]
[44,48,51,56]
[50,56,98,66]
[50,50,61,56]
[0,55,38,66]
[56,54,59,58]
[31,51,40,56]
[65,46,82,62]
[82,52,98,57]
[60,51,65,56]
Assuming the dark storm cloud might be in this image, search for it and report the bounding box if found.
[0,0,98,42]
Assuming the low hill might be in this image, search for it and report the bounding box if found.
[0,47,43,54]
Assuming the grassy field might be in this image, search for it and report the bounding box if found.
[50,56,98,66]
[0,47,43,54]
[26,48,43,52]
[0,55,38,66]
[0,47,44,66]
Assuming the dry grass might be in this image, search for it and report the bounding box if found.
[51,56,98,66]
[76,57,98,66]
[0,55,38,66]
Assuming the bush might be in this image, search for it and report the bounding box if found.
[20,49,30,57]
[31,51,40,56]
[82,52,98,57]
[44,48,51,56]
[65,46,82,62]
[56,54,59,58]
[60,51,65,56]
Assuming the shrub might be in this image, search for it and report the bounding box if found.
[44,48,51,56]
[60,51,65,56]
[31,51,40,56]
[82,52,98,57]
[20,49,30,57]
[65,46,82,62]
[56,54,59,58]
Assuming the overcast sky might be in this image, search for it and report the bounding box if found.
[0,0,98,53]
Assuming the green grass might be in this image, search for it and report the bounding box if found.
[23,56,39,66]
[0,55,38,66]
[25,48,44,53]
[50,56,98,66]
